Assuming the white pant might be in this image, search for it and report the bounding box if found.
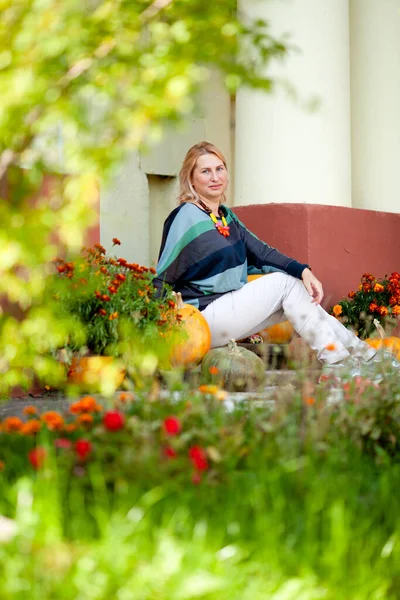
[201,273,376,365]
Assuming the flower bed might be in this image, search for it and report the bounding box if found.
[0,374,400,598]
[331,271,400,338]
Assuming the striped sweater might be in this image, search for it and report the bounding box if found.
[153,202,308,310]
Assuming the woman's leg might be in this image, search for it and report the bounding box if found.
[202,272,370,364]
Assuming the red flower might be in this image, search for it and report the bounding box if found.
[108,286,118,294]
[163,416,181,436]
[103,411,125,432]
[189,446,209,471]
[75,439,92,460]
[101,294,111,302]
[112,238,121,245]
[28,446,47,469]
[54,438,72,449]
[163,446,178,459]
[98,308,107,316]
[116,273,126,282]
[117,258,127,266]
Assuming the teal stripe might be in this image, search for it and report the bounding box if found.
[190,263,247,294]
[157,204,212,274]
[157,220,212,274]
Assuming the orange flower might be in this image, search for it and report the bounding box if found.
[20,420,42,435]
[109,312,118,320]
[369,302,379,313]
[198,384,220,395]
[23,405,38,416]
[76,414,94,427]
[209,366,219,375]
[0,460,5,471]
[115,273,126,282]
[304,396,316,406]
[112,237,121,245]
[348,291,356,299]
[41,411,64,431]
[2,417,23,433]
[373,283,384,292]
[98,308,107,316]
[117,392,135,403]
[332,304,342,317]
[64,423,77,433]
[70,396,102,414]
[325,343,336,351]
[379,306,388,316]
[102,294,111,302]
[392,305,400,316]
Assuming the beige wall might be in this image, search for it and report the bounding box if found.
[101,71,232,266]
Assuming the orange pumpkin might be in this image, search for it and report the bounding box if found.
[246,273,294,343]
[170,293,212,367]
[365,319,400,359]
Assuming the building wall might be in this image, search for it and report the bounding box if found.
[100,71,232,266]
[99,1,400,270]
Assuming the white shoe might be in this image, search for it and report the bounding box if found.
[361,349,400,376]
[319,355,362,384]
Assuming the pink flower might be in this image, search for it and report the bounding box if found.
[163,416,181,436]
[191,471,202,485]
[75,439,92,460]
[189,446,209,471]
[103,411,125,432]
[54,438,72,449]
[28,446,46,470]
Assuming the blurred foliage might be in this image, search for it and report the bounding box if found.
[0,0,289,396]
[1,377,400,597]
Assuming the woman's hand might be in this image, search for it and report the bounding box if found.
[301,268,324,304]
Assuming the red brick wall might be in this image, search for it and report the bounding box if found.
[233,203,400,310]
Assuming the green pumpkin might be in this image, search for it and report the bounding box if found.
[201,339,266,392]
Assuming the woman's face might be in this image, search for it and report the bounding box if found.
[191,153,227,202]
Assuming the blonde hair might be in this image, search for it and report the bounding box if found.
[178,141,228,204]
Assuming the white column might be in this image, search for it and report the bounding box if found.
[235,0,351,207]
[350,0,400,214]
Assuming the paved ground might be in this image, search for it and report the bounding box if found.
[0,368,321,419]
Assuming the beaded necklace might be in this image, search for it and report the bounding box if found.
[197,198,230,237]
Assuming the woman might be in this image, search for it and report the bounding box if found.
[153,141,396,376]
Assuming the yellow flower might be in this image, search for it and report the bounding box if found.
[373,283,384,292]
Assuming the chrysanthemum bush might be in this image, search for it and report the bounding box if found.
[331,271,400,338]
[53,239,179,357]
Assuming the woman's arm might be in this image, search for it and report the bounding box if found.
[230,210,324,304]
[230,210,309,278]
